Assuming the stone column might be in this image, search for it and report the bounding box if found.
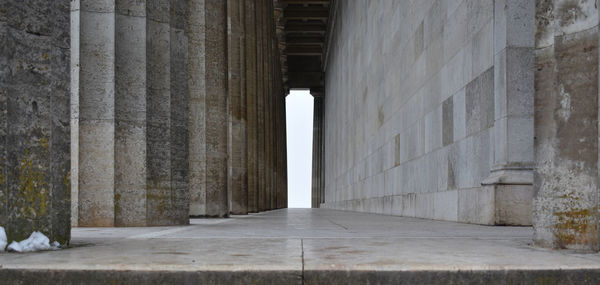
[281,92,289,208]
[70,0,80,227]
[245,0,259,213]
[268,4,277,211]
[78,0,117,227]
[77,0,189,226]
[318,93,326,207]
[165,0,190,225]
[1,0,71,244]
[228,0,248,215]
[481,0,535,225]
[275,80,286,209]
[188,0,207,216]
[263,0,273,211]
[114,0,147,226]
[534,0,599,251]
[188,0,229,217]
[311,89,324,208]
[256,0,266,212]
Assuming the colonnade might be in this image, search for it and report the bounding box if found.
[71,0,288,226]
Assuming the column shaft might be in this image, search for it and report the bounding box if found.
[228,0,248,215]
[1,0,71,244]
[245,0,259,213]
[204,0,229,217]
[114,0,147,226]
[188,0,207,216]
[534,0,600,250]
[311,95,323,208]
[256,0,266,212]
[78,0,116,226]
[77,0,190,225]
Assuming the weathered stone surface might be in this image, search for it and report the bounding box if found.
[2,209,600,284]
[256,0,266,212]
[228,0,248,215]
[0,0,71,244]
[534,0,600,250]
[75,0,189,226]
[245,0,258,213]
[188,0,229,217]
[168,0,190,225]
[78,0,116,227]
[114,1,147,227]
[187,0,208,217]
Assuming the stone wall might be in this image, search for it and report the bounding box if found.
[322,0,535,225]
[0,0,71,243]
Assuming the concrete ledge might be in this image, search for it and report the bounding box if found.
[2,268,600,285]
[305,269,600,285]
[0,269,302,285]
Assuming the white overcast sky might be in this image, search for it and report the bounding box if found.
[286,90,313,208]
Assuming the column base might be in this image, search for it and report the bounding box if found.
[482,168,534,226]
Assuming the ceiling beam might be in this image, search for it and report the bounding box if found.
[284,9,329,20]
[285,35,324,44]
[281,0,330,5]
[286,45,323,55]
[284,23,327,33]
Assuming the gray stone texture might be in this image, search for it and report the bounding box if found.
[245,0,258,213]
[228,0,248,215]
[202,0,228,217]
[185,0,288,217]
[187,0,208,217]
[0,0,71,244]
[534,0,600,250]
[75,0,190,226]
[78,0,116,227]
[256,0,266,212]
[321,0,534,225]
[312,93,324,208]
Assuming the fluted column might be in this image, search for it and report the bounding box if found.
[228,0,248,215]
[78,0,117,226]
[245,0,259,213]
[77,0,190,226]
[188,0,229,217]
[263,0,272,211]
[311,89,324,208]
[256,0,266,212]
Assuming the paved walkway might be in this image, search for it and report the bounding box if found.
[1,209,600,284]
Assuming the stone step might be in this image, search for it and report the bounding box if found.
[1,267,600,284]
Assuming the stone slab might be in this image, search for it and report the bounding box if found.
[2,209,600,284]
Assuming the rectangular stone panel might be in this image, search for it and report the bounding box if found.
[442,96,453,147]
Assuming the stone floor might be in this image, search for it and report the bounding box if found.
[2,209,600,284]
